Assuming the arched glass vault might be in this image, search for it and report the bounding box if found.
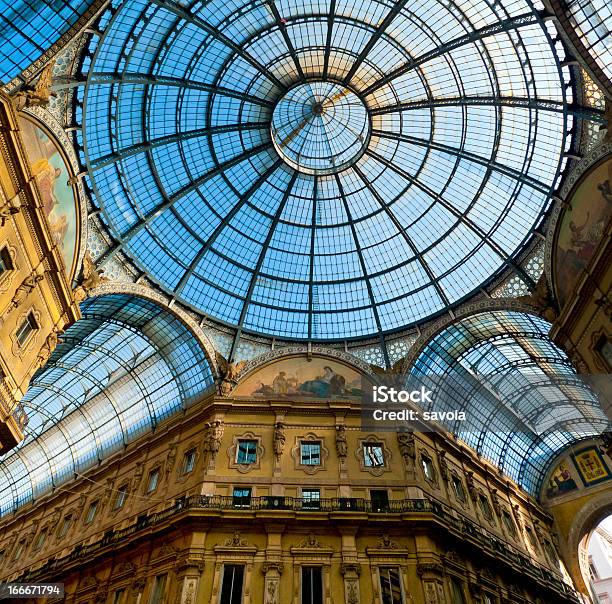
[411,310,610,495]
[73,0,604,342]
[0,294,214,516]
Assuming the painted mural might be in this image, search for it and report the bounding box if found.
[554,157,612,308]
[18,117,78,277]
[546,459,578,498]
[233,356,364,399]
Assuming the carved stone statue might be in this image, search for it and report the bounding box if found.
[335,424,347,459]
[0,196,21,227]
[438,451,449,482]
[397,431,415,461]
[517,274,558,322]
[9,271,44,312]
[273,422,285,460]
[204,421,223,461]
[12,61,56,111]
[35,329,60,370]
[73,251,108,302]
[215,352,246,396]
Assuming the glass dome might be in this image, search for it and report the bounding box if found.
[81,0,575,340]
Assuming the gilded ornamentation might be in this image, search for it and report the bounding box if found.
[12,62,57,110]
[73,251,108,302]
[215,351,247,395]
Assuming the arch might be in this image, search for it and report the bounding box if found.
[405,308,609,495]
[87,282,219,376]
[564,489,612,594]
[0,293,215,517]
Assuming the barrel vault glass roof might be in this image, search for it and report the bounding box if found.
[0,295,214,516]
[411,311,611,496]
[76,0,581,341]
[0,0,95,83]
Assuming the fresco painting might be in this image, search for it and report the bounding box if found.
[233,357,364,399]
[18,117,78,277]
[555,157,612,308]
[545,459,578,498]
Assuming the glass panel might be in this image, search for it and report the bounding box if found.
[232,487,252,508]
[363,444,385,467]
[221,565,244,604]
[380,567,403,604]
[236,440,258,464]
[301,442,321,465]
[302,567,323,604]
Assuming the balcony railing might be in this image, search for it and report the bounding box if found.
[13,496,579,601]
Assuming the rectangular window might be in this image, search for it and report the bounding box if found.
[502,510,517,537]
[220,564,244,604]
[15,312,38,347]
[114,484,128,510]
[112,589,125,604]
[301,566,323,604]
[149,574,167,604]
[84,500,98,524]
[421,456,434,481]
[147,468,160,493]
[33,528,47,550]
[363,443,385,467]
[236,440,258,464]
[232,487,252,508]
[379,567,403,604]
[302,488,320,510]
[182,448,197,474]
[300,441,321,465]
[478,494,492,520]
[371,489,389,512]
[450,578,466,604]
[59,514,72,537]
[13,540,25,560]
[0,247,13,276]
[451,475,465,501]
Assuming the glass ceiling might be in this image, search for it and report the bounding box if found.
[0,0,94,83]
[566,0,612,85]
[0,294,213,517]
[411,310,610,496]
[77,0,577,341]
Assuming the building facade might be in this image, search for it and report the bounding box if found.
[0,353,580,603]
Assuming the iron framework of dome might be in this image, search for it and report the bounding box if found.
[72,0,599,343]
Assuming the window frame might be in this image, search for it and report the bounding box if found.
[236,439,258,465]
[301,488,321,510]
[146,468,160,494]
[363,442,385,468]
[114,484,129,510]
[220,563,245,604]
[301,565,323,604]
[300,441,322,466]
[84,500,98,525]
[232,487,252,508]
[181,448,197,474]
[379,566,404,604]
[15,312,39,348]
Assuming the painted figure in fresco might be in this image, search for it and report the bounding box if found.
[546,461,577,498]
[299,365,346,397]
[31,158,62,217]
[272,371,289,394]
